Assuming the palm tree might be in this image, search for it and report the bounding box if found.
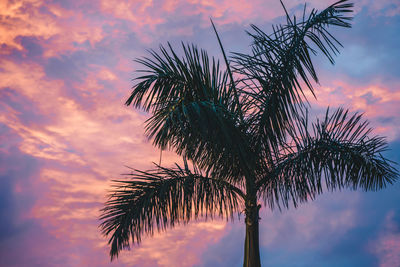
[100,1,398,266]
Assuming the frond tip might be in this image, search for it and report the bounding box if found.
[99,165,244,260]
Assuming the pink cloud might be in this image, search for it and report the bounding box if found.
[369,211,400,267]
[307,78,400,140]
[259,191,360,250]
[0,0,60,51]
[1,0,399,266]
[0,0,105,57]
[1,51,232,266]
[115,219,229,266]
[1,0,396,59]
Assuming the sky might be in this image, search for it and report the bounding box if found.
[0,0,400,266]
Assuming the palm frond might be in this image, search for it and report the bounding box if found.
[127,43,256,183]
[210,19,244,121]
[126,42,234,113]
[146,91,261,184]
[100,164,245,260]
[258,108,398,209]
[232,0,354,158]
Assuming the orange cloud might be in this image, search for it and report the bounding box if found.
[0,0,105,56]
[0,59,165,174]
[1,0,397,59]
[2,55,226,266]
[115,219,228,267]
[0,0,60,50]
[1,0,399,266]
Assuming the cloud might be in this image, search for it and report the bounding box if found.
[2,0,397,59]
[369,211,400,267]
[0,0,399,266]
[0,0,105,57]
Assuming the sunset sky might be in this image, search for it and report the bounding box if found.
[1,0,400,266]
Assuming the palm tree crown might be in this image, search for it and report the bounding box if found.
[100,1,398,266]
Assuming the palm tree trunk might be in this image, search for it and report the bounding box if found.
[243,201,261,267]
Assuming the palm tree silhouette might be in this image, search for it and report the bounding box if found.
[100,1,398,266]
